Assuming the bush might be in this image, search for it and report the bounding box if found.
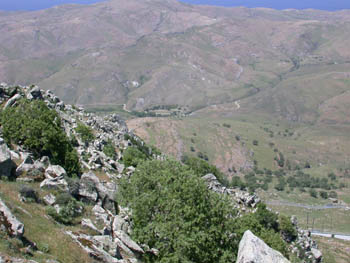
[0,99,81,177]
[118,159,239,263]
[279,215,297,242]
[103,139,116,159]
[75,123,94,144]
[329,191,338,199]
[319,191,328,199]
[309,189,318,198]
[122,147,148,167]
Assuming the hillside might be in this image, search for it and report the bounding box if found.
[0,83,328,263]
[0,0,349,124]
[1,0,350,261]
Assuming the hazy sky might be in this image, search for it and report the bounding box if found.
[0,0,349,11]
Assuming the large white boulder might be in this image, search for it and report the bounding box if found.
[0,199,24,238]
[236,230,290,263]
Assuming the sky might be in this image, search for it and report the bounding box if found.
[0,0,349,11]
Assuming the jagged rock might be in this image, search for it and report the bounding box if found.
[26,86,43,100]
[311,248,322,263]
[45,165,66,179]
[115,230,144,254]
[2,85,18,97]
[81,218,102,234]
[236,230,290,263]
[43,194,56,206]
[112,215,128,233]
[79,172,99,203]
[16,158,45,180]
[0,140,16,178]
[66,231,121,263]
[4,94,22,109]
[0,198,24,238]
[40,176,68,191]
[92,205,111,226]
[79,172,118,213]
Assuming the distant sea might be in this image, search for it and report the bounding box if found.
[0,0,349,11]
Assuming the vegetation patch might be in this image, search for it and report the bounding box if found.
[0,99,81,177]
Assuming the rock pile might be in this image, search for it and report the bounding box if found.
[202,173,261,209]
[0,83,148,262]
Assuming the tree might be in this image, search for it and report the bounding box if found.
[309,189,318,198]
[118,159,239,263]
[319,191,328,199]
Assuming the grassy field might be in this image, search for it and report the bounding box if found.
[313,236,350,263]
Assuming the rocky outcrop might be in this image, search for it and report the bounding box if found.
[0,198,24,238]
[0,139,16,178]
[79,171,118,213]
[236,230,290,263]
[202,173,260,209]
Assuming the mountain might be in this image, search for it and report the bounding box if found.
[0,0,349,124]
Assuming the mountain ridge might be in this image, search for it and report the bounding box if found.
[0,0,349,124]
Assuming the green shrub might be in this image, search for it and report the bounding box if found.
[319,191,328,199]
[103,139,116,159]
[122,146,148,167]
[0,99,81,177]
[329,191,338,198]
[279,215,297,242]
[75,123,94,144]
[118,159,239,263]
[309,189,318,198]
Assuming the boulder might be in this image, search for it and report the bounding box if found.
[0,141,16,178]
[4,94,22,109]
[79,172,99,203]
[311,248,322,263]
[79,172,117,212]
[45,165,66,179]
[40,177,68,191]
[16,158,45,181]
[43,194,56,206]
[26,86,43,100]
[114,230,144,254]
[0,198,24,237]
[236,230,290,263]
[81,218,102,234]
